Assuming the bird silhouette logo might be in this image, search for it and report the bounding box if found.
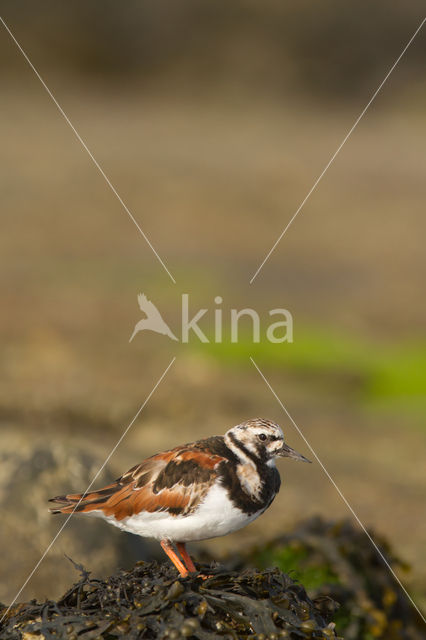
[129,294,179,343]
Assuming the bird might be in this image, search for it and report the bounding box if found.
[49,418,311,577]
[129,293,178,343]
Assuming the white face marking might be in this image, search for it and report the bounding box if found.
[225,419,285,462]
[223,419,284,501]
[224,431,256,466]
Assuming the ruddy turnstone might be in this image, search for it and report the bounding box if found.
[49,418,310,577]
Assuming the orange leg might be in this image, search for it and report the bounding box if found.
[176,542,197,573]
[160,539,188,577]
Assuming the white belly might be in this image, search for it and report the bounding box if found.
[88,484,263,542]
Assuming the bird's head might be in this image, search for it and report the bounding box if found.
[225,418,311,464]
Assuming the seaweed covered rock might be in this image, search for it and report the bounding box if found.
[1,560,338,639]
[244,518,424,640]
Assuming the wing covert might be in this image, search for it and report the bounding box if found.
[50,445,226,521]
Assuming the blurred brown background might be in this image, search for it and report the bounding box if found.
[1,1,425,608]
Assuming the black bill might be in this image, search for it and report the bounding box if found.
[279,442,311,463]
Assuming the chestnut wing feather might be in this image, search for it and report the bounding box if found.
[49,446,226,520]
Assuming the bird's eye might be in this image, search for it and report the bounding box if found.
[258,433,267,442]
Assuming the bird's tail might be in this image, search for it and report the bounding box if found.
[129,328,138,343]
[49,483,118,515]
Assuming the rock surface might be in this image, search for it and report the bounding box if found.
[0,432,159,604]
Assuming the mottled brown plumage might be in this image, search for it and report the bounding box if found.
[50,446,226,520]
